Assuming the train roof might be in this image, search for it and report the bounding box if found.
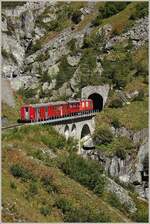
[22,99,91,108]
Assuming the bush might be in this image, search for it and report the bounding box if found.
[99,2,129,19]
[106,193,122,209]
[131,200,148,222]
[60,153,105,195]
[129,2,148,20]
[101,53,134,88]
[27,40,42,55]
[67,39,77,55]
[10,181,17,189]
[133,89,144,101]
[113,136,134,159]
[40,206,51,216]
[94,126,113,145]
[71,11,82,24]
[64,207,110,222]
[28,182,38,196]
[109,98,123,108]
[55,198,72,214]
[2,1,26,8]
[111,117,121,128]
[41,175,58,194]
[10,164,36,182]
[17,87,36,102]
[55,56,76,89]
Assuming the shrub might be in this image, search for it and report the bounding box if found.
[131,200,148,223]
[129,2,148,20]
[106,193,122,209]
[40,206,52,216]
[2,1,26,8]
[41,175,58,194]
[109,98,123,108]
[101,53,134,88]
[10,181,17,189]
[40,134,66,150]
[60,153,105,195]
[91,15,102,27]
[10,164,36,182]
[28,182,38,196]
[113,136,134,159]
[94,126,113,145]
[111,117,121,128]
[64,207,110,222]
[55,56,76,89]
[2,49,10,58]
[98,2,129,19]
[71,11,82,24]
[55,198,72,214]
[133,89,144,101]
[17,87,36,101]
[67,39,77,55]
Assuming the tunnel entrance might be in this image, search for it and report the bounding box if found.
[80,124,95,150]
[88,93,103,111]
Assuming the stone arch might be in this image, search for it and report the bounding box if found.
[88,93,103,111]
[80,124,94,149]
[81,85,109,108]
[64,125,69,140]
[71,124,77,138]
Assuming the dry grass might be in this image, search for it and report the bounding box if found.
[102,2,137,33]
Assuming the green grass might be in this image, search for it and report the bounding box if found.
[2,124,132,223]
[102,2,137,33]
[96,96,148,132]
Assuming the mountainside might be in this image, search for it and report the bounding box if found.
[1,1,149,223]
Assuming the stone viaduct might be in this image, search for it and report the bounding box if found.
[54,85,110,153]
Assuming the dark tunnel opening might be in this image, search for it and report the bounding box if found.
[88,93,103,112]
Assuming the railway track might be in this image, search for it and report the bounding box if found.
[2,123,25,131]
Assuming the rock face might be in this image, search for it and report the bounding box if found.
[85,128,149,199]
[1,78,15,107]
[106,17,148,50]
[106,177,137,213]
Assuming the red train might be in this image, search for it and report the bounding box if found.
[20,99,93,122]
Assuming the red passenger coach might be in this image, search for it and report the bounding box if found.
[20,99,94,123]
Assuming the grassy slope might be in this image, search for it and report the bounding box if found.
[102,2,137,33]
[2,125,130,222]
[96,96,148,131]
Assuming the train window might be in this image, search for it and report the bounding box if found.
[45,107,48,112]
[25,107,28,112]
[82,102,84,107]
[86,101,88,107]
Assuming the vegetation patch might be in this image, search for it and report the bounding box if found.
[60,153,105,195]
[10,164,36,182]
[55,56,77,89]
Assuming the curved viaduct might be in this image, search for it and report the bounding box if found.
[54,116,95,153]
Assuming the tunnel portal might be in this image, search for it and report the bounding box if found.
[88,93,103,111]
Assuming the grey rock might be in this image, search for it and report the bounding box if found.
[106,177,137,213]
[133,128,148,144]
[1,78,15,107]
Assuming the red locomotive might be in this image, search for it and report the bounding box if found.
[20,99,93,122]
